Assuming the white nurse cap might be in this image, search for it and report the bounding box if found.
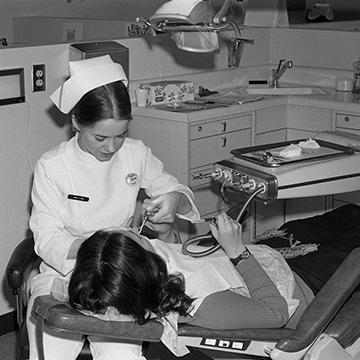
[50,55,128,114]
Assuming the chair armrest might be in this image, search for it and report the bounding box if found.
[31,295,164,342]
[324,290,360,348]
[178,323,292,342]
[276,247,360,353]
[6,236,39,294]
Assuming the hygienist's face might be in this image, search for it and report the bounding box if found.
[74,118,129,162]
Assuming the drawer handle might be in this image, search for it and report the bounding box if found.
[344,116,350,122]
[220,136,227,147]
[221,121,227,132]
[197,125,203,132]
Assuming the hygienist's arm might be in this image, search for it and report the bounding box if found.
[141,145,200,222]
[67,238,86,259]
[30,160,81,275]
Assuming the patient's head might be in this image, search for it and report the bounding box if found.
[69,230,193,324]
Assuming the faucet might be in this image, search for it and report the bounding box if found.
[270,59,293,88]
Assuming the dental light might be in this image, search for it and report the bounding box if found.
[136,0,254,66]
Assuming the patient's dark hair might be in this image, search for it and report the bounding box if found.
[69,231,193,324]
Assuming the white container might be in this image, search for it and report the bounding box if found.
[135,88,148,107]
[336,78,353,92]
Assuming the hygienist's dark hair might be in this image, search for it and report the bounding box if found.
[72,80,132,126]
[69,230,193,324]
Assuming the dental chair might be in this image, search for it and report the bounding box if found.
[6,205,360,360]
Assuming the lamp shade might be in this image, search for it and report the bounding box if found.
[150,0,215,24]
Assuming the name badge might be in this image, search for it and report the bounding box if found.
[68,194,89,202]
[126,173,138,186]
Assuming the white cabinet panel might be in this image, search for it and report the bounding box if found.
[255,106,286,134]
[255,129,286,145]
[287,105,332,132]
[287,128,321,140]
[190,128,252,168]
[334,112,360,206]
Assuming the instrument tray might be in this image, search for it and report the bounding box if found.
[231,139,355,167]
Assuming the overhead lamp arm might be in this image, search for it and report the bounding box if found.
[136,16,231,35]
[136,0,254,66]
[212,0,233,24]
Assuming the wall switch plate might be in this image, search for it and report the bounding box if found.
[32,64,46,92]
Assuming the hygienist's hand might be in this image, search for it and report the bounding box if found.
[143,192,181,224]
[209,213,247,259]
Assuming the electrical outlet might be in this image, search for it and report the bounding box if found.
[32,64,46,92]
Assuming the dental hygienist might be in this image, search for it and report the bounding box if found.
[27,55,200,360]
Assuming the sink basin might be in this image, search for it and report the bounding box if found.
[246,87,327,95]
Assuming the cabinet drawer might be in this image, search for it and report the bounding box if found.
[190,128,252,168]
[336,113,360,130]
[190,114,252,140]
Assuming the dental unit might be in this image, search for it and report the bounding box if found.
[182,130,360,257]
[212,130,360,203]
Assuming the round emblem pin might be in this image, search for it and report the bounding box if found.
[125,173,138,186]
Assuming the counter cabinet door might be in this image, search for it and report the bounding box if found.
[190,127,252,169]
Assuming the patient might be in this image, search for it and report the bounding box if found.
[68,213,306,331]
[68,204,360,334]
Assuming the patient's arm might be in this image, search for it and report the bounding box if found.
[180,213,289,329]
[180,255,289,329]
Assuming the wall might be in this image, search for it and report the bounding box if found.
[306,0,360,12]
[0,0,165,43]
[0,27,269,317]
[269,27,360,85]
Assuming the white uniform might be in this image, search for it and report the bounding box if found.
[28,134,200,360]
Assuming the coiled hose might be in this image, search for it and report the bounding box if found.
[181,186,265,258]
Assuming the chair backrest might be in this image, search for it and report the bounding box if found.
[276,247,360,352]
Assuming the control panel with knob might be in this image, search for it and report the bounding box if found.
[212,159,278,202]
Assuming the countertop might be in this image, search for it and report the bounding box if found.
[132,87,360,123]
